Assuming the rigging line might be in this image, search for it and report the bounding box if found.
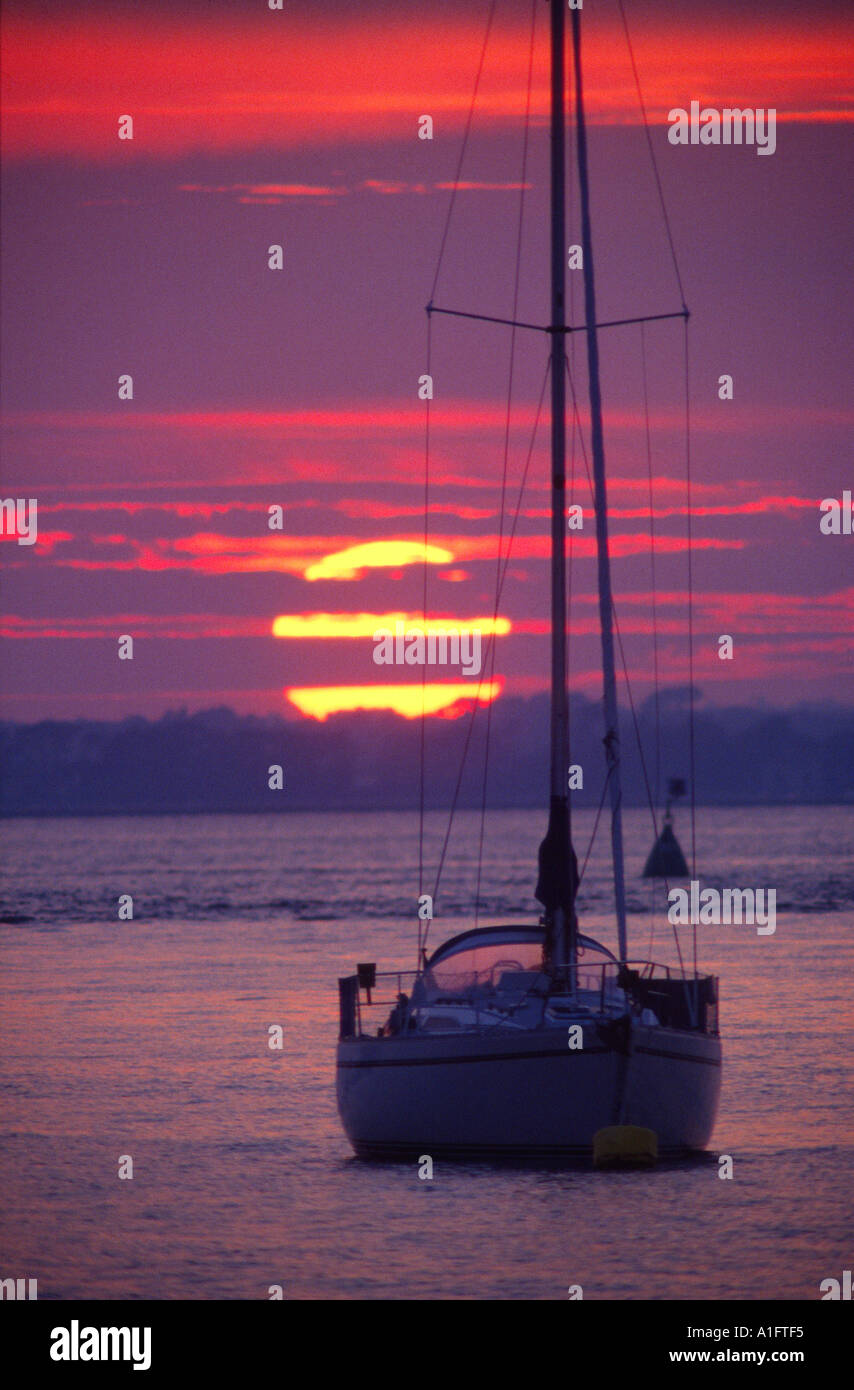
[429,0,499,305]
[427,304,687,334]
[420,0,496,959]
[563,354,592,495]
[612,598,692,973]
[613,607,658,840]
[567,389,577,674]
[564,352,691,968]
[421,359,550,958]
[577,763,612,888]
[616,0,687,312]
[475,0,537,930]
[647,877,656,960]
[640,318,661,960]
[683,314,699,983]
[428,306,545,333]
[612,599,696,976]
[560,355,616,900]
[418,311,433,967]
[666,873,690,984]
[640,321,661,808]
[569,326,705,998]
[495,359,552,596]
[567,53,578,708]
[564,359,692,985]
[563,353,659,846]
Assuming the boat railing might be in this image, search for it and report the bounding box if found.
[614,961,719,1034]
[338,970,421,1039]
[339,959,719,1038]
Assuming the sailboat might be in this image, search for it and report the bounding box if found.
[336,1,721,1159]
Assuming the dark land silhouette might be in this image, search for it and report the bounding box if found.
[1,689,852,815]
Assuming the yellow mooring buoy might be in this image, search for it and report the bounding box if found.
[593,1125,658,1169]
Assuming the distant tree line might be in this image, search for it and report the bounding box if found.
[1,691,852,815]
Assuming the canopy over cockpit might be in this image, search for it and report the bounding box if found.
[424,924,616,994]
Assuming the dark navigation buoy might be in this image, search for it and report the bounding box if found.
[642,778,690,878]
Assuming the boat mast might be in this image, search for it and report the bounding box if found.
[570,5,629,964]
[537,0,579,980]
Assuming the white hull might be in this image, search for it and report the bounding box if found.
[337,1021,721,1159]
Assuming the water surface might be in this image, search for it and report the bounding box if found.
[1,807,851,1299]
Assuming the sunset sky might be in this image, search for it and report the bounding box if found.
[1,0,852,722]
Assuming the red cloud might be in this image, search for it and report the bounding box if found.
[2,12,851,161]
